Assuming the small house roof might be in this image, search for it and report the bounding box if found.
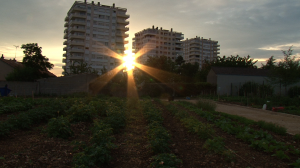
[211,67,270,77]
[0,58,56,77]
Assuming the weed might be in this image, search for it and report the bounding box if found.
[256,121,287,135]
[196,99,216,111]
[150,153,182,168]
[181,117,214,140]
[271,150,290,160]
[46,116,73,139]
[294,134,300,141]
[290,158,300,168]
[203,137,225,154]
[66,104,95,123]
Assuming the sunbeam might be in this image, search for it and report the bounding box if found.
[135,63,183,93]
[127,69,139,99]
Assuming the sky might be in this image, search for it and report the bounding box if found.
[0,0,299,76]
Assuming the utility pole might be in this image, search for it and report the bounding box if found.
[13,45,19,59]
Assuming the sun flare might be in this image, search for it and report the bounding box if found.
[123,51,136,71]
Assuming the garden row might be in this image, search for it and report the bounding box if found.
[175,100,300,167]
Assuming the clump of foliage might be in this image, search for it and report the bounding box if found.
[150,153,182,168]
[148,123,171,154]
[272,150,290,160]
[288,86,300,98]
[294,134,300,141]
[196,99,216,111]
[46,116,73,139]
[256,121,286,135]
[203,137,225,154]
[66,103,96,123]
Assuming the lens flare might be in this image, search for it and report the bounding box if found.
[123,54,135,71]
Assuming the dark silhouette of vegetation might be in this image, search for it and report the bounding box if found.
[64,60,98,75]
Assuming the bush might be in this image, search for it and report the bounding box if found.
[148,124,171,154]
[256,121,287,135]
[150,153,182,168]
[288,86,300,98]
[46,116,73,139]
[196,99,216,111]
[203,137,225,154]
[66,104,95,123]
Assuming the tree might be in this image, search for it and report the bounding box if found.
[65,61,98,75]
[145,56,176,72]
[175,56,185,66]
[268,46,300,94]
[197,55,258,82]
[6,43,54,81]
[21,43,54,72]
[261,56,276,69]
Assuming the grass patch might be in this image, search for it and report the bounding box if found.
[256,121,287,135]
[196,99,216,111]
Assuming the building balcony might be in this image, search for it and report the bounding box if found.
[69,34,85,39]
[115,45,125,50]
[63,53,67,57]
[116,19,129,25]
[69,48,84,53]
[65,16,69,21]
[63,40,68,45]
[70,13,86,19]
[64,22,69,27]
[63,47,67,51]
[69,41,85,46]
[117,12,130,18]
[69,27,85,33]
[175,45,182,48]
[63,33,68,39]
[116,26,129,31]
[62,65,66,69]
[71,6,87,12]
[175,34,184,39]
[69,55,84,60]
[116,32,129,38]
[62,58,66,63]
[70,20,86,26]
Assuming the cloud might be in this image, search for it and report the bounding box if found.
[258,42,300,51]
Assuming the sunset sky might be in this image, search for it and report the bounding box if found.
[0,0,299,76]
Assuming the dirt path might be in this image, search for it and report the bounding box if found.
[175,99,300,135]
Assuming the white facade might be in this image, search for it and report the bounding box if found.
[63,1,129,75]
[183,36,220,68]
[132,26,184,64]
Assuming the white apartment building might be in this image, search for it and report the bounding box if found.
[63,0,129,75]
[183,36,220,68]
[132,26,184,64]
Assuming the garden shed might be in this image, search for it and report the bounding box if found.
[207,67,271,96]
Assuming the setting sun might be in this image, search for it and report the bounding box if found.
[123,50,136,71]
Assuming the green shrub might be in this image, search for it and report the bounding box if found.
[46,116,73,139]
[196,99,216,111]
[203,137,225,154]
[105,106,126,133]
[73,144,112,167]
[91,122,115,146]
[294,134,300,141]
[66,104,95,123]
[288,86,300,98]
[181,117,214,140]
[256,121,287,135]
[148,125,171,154]
[150,153,182,168]
[89,100,107,116]
[271,150,290,160]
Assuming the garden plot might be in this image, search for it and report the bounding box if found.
[0,97,299,168]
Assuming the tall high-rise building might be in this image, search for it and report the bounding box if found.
[183,36,220,68]
[132,26,184,64]
[63,0,129,75]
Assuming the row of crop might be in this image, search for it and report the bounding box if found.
[0,98,74,137]
[177,101,300,167]
[141,99,182,167]
[72,99,126,167]
[159,100,236,161]
[195,99,288,136]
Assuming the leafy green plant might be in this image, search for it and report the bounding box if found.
[148,125,171,154]
[150,153,182,168]
[181,117,214,140]
[89,100,107,116]
[203,137,225,154]
[66,104,95,123]
[272,150,290,160]
[46,116,73,139]
[196,99,216,111]
[256,120,287,135]
[73,144,113,167]
[294,134,300,141]
[290,158,300,168]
